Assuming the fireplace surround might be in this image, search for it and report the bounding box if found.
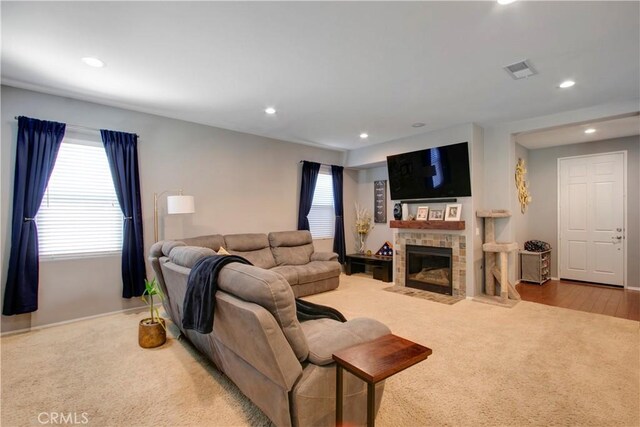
[395,232,466,297]
[405,245,453,295]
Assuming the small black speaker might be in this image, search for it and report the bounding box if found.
[393,203,402,220]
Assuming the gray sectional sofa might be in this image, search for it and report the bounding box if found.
[158,230,341,297]
[149,230,391,426]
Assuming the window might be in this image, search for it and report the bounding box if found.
[36,139,123,257]
[307,168,335,239]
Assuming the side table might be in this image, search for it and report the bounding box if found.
[345,254,393,282]
[332,334,432,427]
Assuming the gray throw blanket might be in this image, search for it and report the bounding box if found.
[183,255,345,334]
[183,255,251,334]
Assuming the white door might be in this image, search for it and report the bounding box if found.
[559,152,625,286]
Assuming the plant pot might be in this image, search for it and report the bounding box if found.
[138,317,166,348]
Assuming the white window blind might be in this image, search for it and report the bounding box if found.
[36,140,123,257]
[307,169,335,239]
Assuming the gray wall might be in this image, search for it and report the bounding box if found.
[1,85,345,332]
[512,142,530,278]
[482,100,638,275]
[526,136,639,286]
[471,123,485,296]
[347,123,483,297]
[354,166,394,255]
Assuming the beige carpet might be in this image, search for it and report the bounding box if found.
[2,273,638,427]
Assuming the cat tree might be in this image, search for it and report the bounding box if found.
[476,210,520,306]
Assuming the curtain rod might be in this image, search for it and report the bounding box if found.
[13,116,140,138]
[299,160,340,168]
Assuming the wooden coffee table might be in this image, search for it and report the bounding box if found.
[332,334,432,427]
[345,253,393,282]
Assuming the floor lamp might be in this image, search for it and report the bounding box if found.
[154,190,195,242]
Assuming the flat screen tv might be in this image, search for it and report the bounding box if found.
[387,142,472,201]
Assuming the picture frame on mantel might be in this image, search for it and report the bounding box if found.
[416,206,429,221]
[445,204,462,221]
[428,208,444,221]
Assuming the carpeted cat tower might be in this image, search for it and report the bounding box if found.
[476,210,520,307]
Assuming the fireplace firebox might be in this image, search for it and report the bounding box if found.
[405,245,453,295]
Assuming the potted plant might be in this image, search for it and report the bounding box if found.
[138,278,167,348]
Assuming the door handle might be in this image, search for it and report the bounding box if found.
[611,236,623,240]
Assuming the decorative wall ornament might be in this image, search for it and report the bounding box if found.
[515,158,532,213]
[374,180,387,223]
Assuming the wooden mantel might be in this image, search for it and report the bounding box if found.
[389,220,465,230]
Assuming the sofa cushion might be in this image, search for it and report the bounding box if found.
[228,248,276,269]
[269,231,314,266]
[310,252,338,262]
[162,240,186,257]
[224,233,277,269]
[269,230,313,247]
[301,318,391,365]
[217,263,309,361]
[182,234,225,252]
[224,233,270,251]
[169,246,216,268]
[296,261,341,284]
[271,266,300,285]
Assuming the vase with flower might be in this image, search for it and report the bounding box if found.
[354,203,373,254]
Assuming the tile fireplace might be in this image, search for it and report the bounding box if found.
[405,245,453,295]
[395,232,466,297]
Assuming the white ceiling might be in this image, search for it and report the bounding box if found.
[2,1,639,150]
[516,114,640,149]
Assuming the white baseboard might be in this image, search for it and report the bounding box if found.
[1,306,146,337]
[625,285,640,291]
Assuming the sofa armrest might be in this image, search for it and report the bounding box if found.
[168,246,216,268]
[311,251,338,262]
[300,317,391,365]
[150,241,165,258]
[214,292,303,390]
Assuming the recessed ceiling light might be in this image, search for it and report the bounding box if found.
[412,122,426,128]
[584,128,596,134]
[359,133,369,139]
[497,0,517,4]
[264,107,277,115]
[81,57,105,68]
[559,80,576,89]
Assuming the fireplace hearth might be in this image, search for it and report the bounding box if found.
[395,232,466,297]
[405,244,453,295]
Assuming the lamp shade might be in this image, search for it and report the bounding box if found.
[167,195,195,214]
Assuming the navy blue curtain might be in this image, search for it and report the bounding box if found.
[297,161,321,231]
[331,165,346,263]
[100,130,146,298]
[3,117,66,315]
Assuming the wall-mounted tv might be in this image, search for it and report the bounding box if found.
[387,142,472,201]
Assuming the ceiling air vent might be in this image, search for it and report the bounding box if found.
[504,60,537,80]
